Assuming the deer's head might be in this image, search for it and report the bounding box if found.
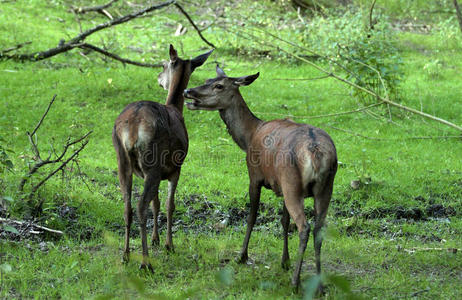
[184,65,259,111]
[157,45,213,90]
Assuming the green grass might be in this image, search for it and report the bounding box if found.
[1,0,462,299]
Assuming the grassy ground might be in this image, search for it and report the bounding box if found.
[1,0,461,299]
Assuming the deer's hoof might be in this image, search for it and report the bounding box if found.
[317,283,325,295]
[122,252,130,264]
[281,259,290,270]
[237,253,248,264]
[151,238,160,247]
[139,263,154,273]
[291,276,300,291]
[165,244,175,253]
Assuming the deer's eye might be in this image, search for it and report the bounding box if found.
[215,84,224,90]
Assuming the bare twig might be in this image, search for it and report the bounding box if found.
[326,125,461,141]
[0,41,32,55]
[255,102,384,119]
[174,3,216,48]
[1,0,175,62]
[19,131,92,192]
[454,0,462,33]
[29,137,91,196]
[272,75,331,81]
[0,217,63,235]
[78,43,162,67]
[30,95,57,137]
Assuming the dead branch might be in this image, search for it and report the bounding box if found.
[255,29,462,133]
[71,0,119,19]
[174,3,216,48]
[1,0,175,62]
[0,217,63,235]
[0,41,32,55]
[29,137,91,196]
[18,95,93,195]
[78,43,162,67]
[454,0,462,33]
[255,102,384,119]
[271,75,331,81]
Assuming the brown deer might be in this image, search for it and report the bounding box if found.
[112,45,213,270]
[184,66,337,289]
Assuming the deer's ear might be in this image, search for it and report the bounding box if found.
[191,49,214,71]
[169,44,178,62]
[233,72,260,86]
[216,65,226,77]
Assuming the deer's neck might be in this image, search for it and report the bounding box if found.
[165,68,189,114]
[219,93,262,151]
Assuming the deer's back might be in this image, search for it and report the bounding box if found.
[113,101,188,179]
[247,119,337,197]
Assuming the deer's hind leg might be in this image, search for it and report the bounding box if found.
[281,174,309,289]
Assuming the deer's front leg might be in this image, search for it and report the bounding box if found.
[238,180,261,263]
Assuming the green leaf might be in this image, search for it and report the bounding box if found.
[3,225,19,234]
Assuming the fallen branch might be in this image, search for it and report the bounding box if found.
[255,29,462,133]
[255,102,384,119]
[174,3,216,48]
[1,0,175,62]
[0,217,63,235]
[326,125,461,141]
[78,43,162,67]
[0,41,32,56]
[272,75,331,81]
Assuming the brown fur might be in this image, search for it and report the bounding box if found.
[185,66,337,289]
[112,45,212,270]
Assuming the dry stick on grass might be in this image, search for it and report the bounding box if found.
[174,3,216,48]
[1,0,175,62]
[0,217,63,235]
[272,75,332,81]
[255,28,462,133]
[0,41,32,56]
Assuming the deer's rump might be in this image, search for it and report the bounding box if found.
[248,120,337,198]
[113,101,188,180]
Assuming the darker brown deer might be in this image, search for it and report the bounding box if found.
[112,45,212,270]
[184,66,337,289]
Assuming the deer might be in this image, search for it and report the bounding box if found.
[184,65,338,290]
[112,45,213,271]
